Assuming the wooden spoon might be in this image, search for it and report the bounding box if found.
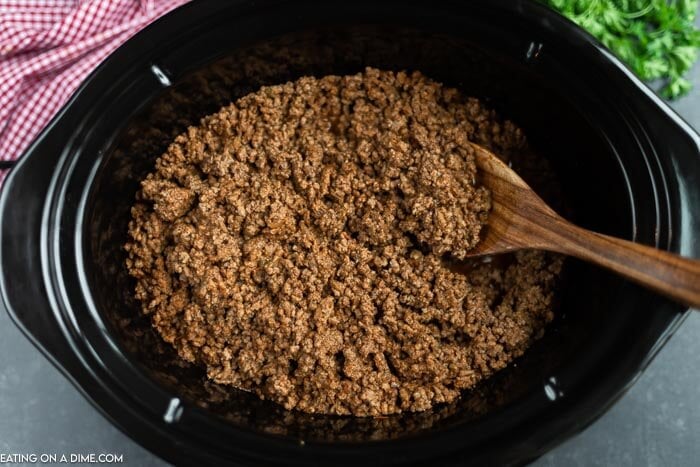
[469,143,700,309]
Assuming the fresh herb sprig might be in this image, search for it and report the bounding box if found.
[540,0,700,98]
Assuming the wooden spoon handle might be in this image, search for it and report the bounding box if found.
[548,219,700,309]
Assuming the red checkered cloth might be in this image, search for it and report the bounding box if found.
[0,0,190,185]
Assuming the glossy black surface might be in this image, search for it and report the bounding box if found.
[1,1,699,465]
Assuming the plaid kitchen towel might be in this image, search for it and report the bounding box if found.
[0,0,190,185]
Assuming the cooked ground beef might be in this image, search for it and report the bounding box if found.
[125,68,563,416]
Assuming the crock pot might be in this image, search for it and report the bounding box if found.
[1,0,699,465]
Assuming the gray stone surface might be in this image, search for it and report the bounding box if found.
[1,38,699,467]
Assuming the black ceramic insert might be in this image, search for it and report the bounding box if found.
[1,1,699,465]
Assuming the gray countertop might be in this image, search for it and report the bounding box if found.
[1,58,699,467]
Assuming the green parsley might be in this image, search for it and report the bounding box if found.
[540,0,700,98]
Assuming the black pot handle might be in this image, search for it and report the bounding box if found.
[638,96,700,262]
[0,124,78,374]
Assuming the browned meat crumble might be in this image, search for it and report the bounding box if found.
[125,68,563,416]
